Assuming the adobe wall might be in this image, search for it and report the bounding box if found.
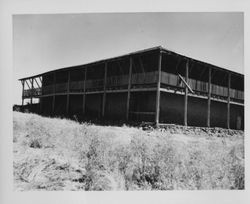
[160,92,184,124]
[54,95,67,116]
[41,96,53,116]
[230,104,244,130]
[69,95,83,116]
[85,93,102,118]
[130,91,156,122]
[105,92,127,120]
[160,92,244,130]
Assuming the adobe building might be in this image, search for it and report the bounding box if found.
[19,46,244,129]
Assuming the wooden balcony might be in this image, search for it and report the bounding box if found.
[23,88,42,98]
[22,71,244,104]
[161,71,244,102]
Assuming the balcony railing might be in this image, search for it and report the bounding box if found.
[42,85,54,95]
[55,83,67,93]
[70,81,84,92]
[161,72,244,101]
[23,88,42,97]
[23,71,244,102]
[106,75,129,88]
[132,71,158,85]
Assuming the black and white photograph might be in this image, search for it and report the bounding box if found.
[1,1,250,203]
[12,12,244,191]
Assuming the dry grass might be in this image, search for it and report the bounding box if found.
[13,112,244,191]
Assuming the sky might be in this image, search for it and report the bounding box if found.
[13,12,244,105]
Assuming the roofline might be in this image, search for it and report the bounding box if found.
[19,46,243,81]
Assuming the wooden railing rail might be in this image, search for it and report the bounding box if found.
[131,71,158,85]
[23,71,244,102]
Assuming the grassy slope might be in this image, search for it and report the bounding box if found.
[13,112,244,191]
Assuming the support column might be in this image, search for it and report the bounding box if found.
[40,98,43,114]
[31,78,34,105]
[83,68,87,115]
[102,62,107,117]
[207,67,211,127]
[126,56,133,121]
[39,77,43,114]
[52,73,56,114]
[21,80,24,106]
[184,60,189,126]
[227,72,231,129]
[155,50,162,126]
[66,71,70,115]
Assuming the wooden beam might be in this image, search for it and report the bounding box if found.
[155,50,162,126]
[34,78,40,88]
[102,62,107,117]
[207,67,211,127]
[178,74,194,93]
[184,60,189,126]
[227,72,231,129]
[66,71,70,115]
[25,80,31,90]
[126,56,133,120]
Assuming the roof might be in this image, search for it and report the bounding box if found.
[19,46,243,81]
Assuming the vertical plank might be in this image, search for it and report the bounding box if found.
[126,56,133,121]
[184,60,189,126]
[66,71,70,115]
[83,68,87,115]
[227,72,231,129]
[155,50,162,126]
[207,67,211,127]
[102,62,107,117]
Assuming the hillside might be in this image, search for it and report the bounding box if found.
[13,112,244,190]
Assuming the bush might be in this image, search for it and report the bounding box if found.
[29,138,42,148]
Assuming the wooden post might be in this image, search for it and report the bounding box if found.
[126,56,133,121]
[66,71,70,115]
[184,60,189,126]
[102,62,107,117]
[40,77,43,114]
[155,50,162,126]
[207,67,211,127]
[227,72,231,129]
[39,98,43,114]
[30,78,34,105]
[21,80,24,106]
[83,68,87,115]
[52,73,56,114]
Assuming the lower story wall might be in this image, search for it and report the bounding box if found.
[69,95,83,116]
[40,92,156,122]
[130,91,156,122]
[159,92,244,129]
[160,92,184,124]
[54,95,67,116]
[230,104,244,130]
[85,94,103,118]
[39,92,244,129]
[41,96,53,116]
[105,92,127,120]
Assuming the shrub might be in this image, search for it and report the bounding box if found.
[29,138,42,148]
